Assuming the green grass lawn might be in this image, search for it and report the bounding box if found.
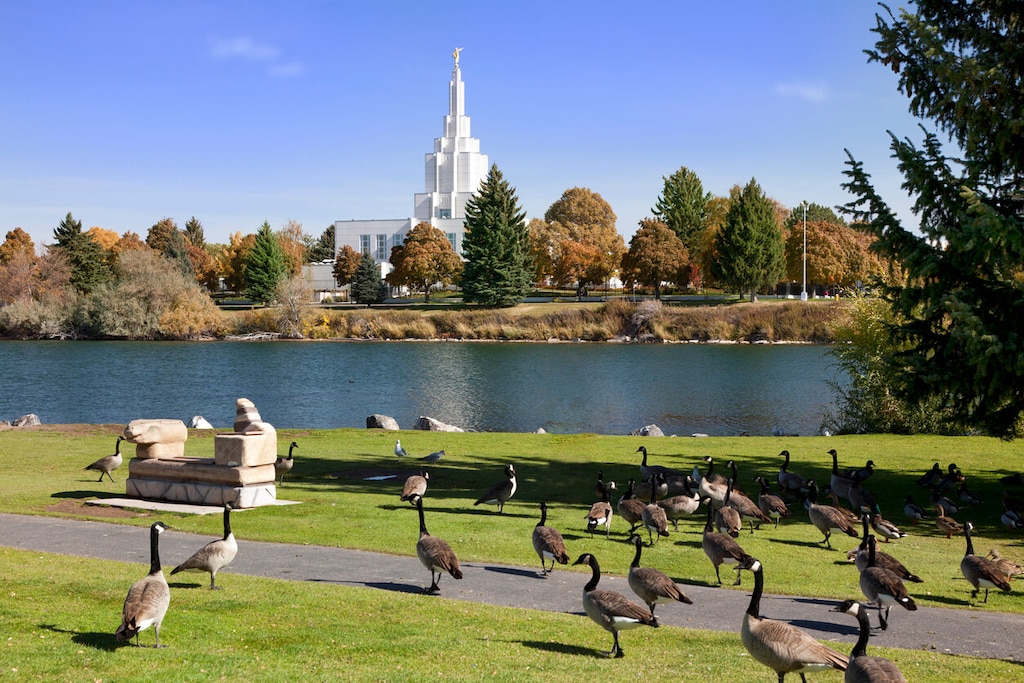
[1,426,1023,680]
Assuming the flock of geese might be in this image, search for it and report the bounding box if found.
[95,435,1022,679]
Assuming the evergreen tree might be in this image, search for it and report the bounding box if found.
[652,166,712,251]
[52,212,111,294]
[146,217,177,253]
[308,224,336,262]
[461,164,533,307]
[164,229,194,278]
[350,252,387,305]
[243,221,287,304]
[184,216,205,248]
[710,179,784,301]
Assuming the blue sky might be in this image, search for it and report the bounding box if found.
[1,1,923,251]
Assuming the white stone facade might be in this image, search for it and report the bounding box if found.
[333,51,489,267]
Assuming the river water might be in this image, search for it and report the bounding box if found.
[0,340,843,436]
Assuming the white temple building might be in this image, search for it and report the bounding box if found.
[333,48,489,272]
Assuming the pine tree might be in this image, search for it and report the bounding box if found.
[351,253,387,305]
[652,166,712,251]
[460,164,533,307]
[184,216,205,249]
[52,212,111,294]
[164,229,194,278]
[244,221,287,304]
[711,179,784,301]
[307,225,336,262]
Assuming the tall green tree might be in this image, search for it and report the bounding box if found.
[710,179,784,301]
[652,166,712,251]
[386,222,463,302]
[243,221,287,304]
[841,2,1024,438]
[308,224,336,262]
[164,229,194,278]
[351,253,388,305]
[52,212,111,294]
[184,216,205,249]
[461,164,533,307]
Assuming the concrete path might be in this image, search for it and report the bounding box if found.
[1,513,1021,662]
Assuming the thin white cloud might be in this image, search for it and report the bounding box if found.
[774,81,829,103]
[209,36,305,78]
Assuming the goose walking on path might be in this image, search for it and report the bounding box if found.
[626,534,693,617]
[859,535,917,630]
[274,441,298,486]
[960,521,1012,603]
[473,464,517,513]
[85,435,125,483]
[739,556,849,682]
[115,521,171,648]
[830,599,908,682]
[413,495,462,593]
[400,471,429,504]
[171,504,238,590]
[702,500,753,586]
[850,515,923,583]
[532,502,569,575]
[572,552,658,658]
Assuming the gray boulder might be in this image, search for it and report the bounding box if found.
[414,416,464,432]
[366,414,400,430]
[12,414,41,427]
[189,415,214,429]
[629,424,664,437]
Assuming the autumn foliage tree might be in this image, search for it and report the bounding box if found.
[386,222,463,302]
[620,218,689,299]
[543,187,626,295]
[146,217,177,253]
[333,245,362,287]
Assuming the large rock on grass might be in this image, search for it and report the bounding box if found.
[366,414,400,430]
[414,416,465,432]
[630,424,665,437]
[13,414,42,427]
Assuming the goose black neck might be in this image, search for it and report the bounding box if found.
[747,563,763,618]
[807,482,819,504]
[639,447,648,466]
[149,525,162,574]
[831,451,839,474]
[584,556,601,592]
[705,458,715,476]
[115,437,124,454]
[724,478,734,505]
[704,498,715,532]
[757,478,769,494]
[851,605,870,657]
[288,442,297,458]
[964,524,975,556]
[728,461,738,480]
[860,515,870,549]
[783,451,791,468]
[537,503,547,528]
[416,498,429,536]
[867,536,877,567]
[630,538,643,568]
[223,506,233,538]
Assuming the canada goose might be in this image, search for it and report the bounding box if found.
[715,479,742,538]
[805,480,859,549]
[641,478,670,546]
[617,480,646,534]
[636,445,682,481]
[473,464,517,513]
[738,557,849,681]
[627,534,693,617]
[960,521,1011,603]
[825,491,861,525]
[830,599,908,682]
[85,435,125,483]
[413,494,462,593]
[916,462,942,488]
[698,457,729,506]
[846,478,877,514]
[754,476,790,529]
[777,449,808,498]
[594,470,609,499]
[725,477,771,533]
[849,515,923,583]
[532,502,569,575]
[933,504,962,538]
[115,521,171,647]
[844,459,876,483]
[957,481,983,505]
[171,504,238,590]
[828,449,856,501]
[572,552,658,658]
[902,495,928,524]
[859,535,917,630]
[419,449,445,463]
[400,470,429,504]
[869,506,906,543]
[634,473,669,503]
[394,439,408,457]
[702,500,753,585]
[586,480,616,537]
[274,441,298,486]
[985,549,1024,581]
[657,479,701,531]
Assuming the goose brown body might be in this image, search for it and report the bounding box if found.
[572,552,657,658]
[532,502,569,575]
[413,495,462,592]
[116,522,170,647]
[859,535,917,630]
[617,480,646,534]
[170,505,238,590]
[755,476,790,529]
[961,522,1012,603]
[274,441,297,485]
[85,436,125,483]
[702,501,753,585]
[400,470,429,503]
[626,534,692,616]
[831,600,908,682]
[586,480,616,537]
[805,481,859,549]
[473,464,517,513]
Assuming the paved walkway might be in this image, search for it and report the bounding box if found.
[1,513,1021,662]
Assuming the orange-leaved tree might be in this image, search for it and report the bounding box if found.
[386,222,463,302]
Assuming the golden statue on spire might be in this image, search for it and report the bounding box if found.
[453,47,463,68]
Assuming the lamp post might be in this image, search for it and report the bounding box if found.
[800,202,808,301]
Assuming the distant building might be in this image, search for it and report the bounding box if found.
[333,48,489,274]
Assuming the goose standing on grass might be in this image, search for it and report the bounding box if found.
[627,534,693,617]
[777,449,808,499]
[115,521,171,648]
[532,502,569,575]
[636,445,682,481]
[755,476,790,529]
[394,439,408,458]
[845,459,876,483]
[960,522,1012,603]
[617,480,646,535]
[586,480,616,538]
[85,435,125,483]
[702,499,754,585]
[934,504,962,538]
[413,495,462,593]
[274,441,298,486]
[850,515,923,583]
[726,477,771,533]
[859,535,917,630]
[738,556,849,682]
[830,599,908,682]
[698,456,729,506]
[572,552,658,658]
[825,491,861,525]
[847,478,877,515]
[828,449,856,501]
[641,479,670,546]
[473,464,517,513]
[805,480,859,549]
[902,495,928,524]
[715,479,743,538]
[400,470,429,504]
[657,479,701,531]
[171,504,238,590]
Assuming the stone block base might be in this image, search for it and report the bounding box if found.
[126,477,277,508]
